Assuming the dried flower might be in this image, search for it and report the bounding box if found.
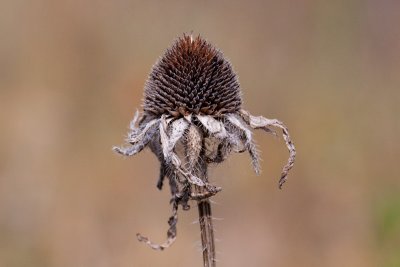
[113,34,296,265]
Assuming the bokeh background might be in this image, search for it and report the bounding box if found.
[1,1,399,266]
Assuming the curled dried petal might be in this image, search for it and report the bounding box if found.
[226,114,261,175]
[240,109,296,188]
[197,115,227,139]
[137,202,178,250]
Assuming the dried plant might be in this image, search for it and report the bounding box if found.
[113,34,296,267]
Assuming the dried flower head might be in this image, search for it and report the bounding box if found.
[143,35,241,117]
[113,34,296,253]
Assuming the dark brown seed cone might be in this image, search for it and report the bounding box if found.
[143,35,242,117]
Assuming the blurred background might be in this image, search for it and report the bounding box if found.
[0,0,399,266]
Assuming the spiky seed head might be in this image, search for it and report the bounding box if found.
[143,34,242,117]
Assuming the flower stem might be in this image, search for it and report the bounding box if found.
[196,191,216,267]
[194,154,216,267]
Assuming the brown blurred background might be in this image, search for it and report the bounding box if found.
[1,1,399,266]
